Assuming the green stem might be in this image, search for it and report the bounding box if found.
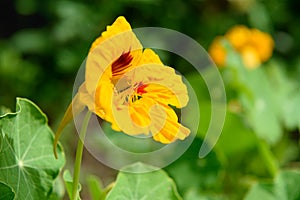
[103,182,115,193]
[257,139,278,178]
[72,111,92,200]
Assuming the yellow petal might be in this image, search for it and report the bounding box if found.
[90,16,132,52]
[142,83,185,108]
[113,48,162,84]
[112,96,190,142]
[85,16,142,96]
[137,48,163,65]
[111,102,150,135]
[129,97,155,128]
[94,73,115,123]
[130,64,189,108]
[150,105,190,143]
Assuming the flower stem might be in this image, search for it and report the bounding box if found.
[257,139,278,178]
[72,111,92,200]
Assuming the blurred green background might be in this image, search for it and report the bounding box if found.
[1,0,300,199]
[1,0,300,122]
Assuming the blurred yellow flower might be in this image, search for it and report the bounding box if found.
[209,25,274,69]
[226,25,251,50]
[208,36,226,67]
[54,16,190,155]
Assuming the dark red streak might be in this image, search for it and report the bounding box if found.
[111,52,133,76]
[137,84,148,94]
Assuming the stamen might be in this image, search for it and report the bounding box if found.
[130,94,142,103]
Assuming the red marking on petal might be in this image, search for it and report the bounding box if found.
[111,52,133,76]
[137,84,148,95]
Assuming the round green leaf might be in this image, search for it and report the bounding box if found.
[106,162,182,200]
[0,182,15,200]
[0,98,65,199]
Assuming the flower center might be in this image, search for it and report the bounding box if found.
[114,81,148,105]
[129,83,148,103]
[111,51,148,105]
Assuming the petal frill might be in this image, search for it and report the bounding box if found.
[150,104,190,143]
[130,64,189,108]
[137,48,163,65]
[89,16,132,52]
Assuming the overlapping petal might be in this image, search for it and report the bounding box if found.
[150,104,190,143]
[54,16,190,156]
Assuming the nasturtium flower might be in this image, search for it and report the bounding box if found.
[54,16,190,156]
[209,25,274,69]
